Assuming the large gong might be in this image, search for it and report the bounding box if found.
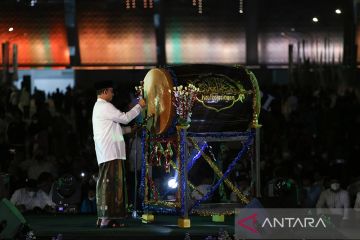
[143,68,174,134]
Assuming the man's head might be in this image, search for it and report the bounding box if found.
[97,87,114,102]
[25,179,38,197]
[94,81,114,102]
[329,179,341,192]
[88,189,95,201]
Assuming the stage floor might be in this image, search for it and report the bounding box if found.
[26,214,235,240]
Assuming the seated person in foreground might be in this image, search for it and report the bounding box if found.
[316,179,350,220]
[10,179,56,213]
[80,188,97,214]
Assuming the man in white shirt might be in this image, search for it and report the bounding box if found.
[10,179,55,213]
[316,179,350,221]
[92,80,146,228]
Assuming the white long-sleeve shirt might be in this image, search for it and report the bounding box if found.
[316,189,350,219]
[10,188,55,211]
[92,98,142,165]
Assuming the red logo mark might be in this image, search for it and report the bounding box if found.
[237,213,258,233]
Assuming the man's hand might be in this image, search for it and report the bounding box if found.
[138,98,146,108]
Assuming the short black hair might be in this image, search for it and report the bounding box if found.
[96,88,107,95]
[94,80,113,92]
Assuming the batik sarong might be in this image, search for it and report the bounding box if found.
[96,159,127,219]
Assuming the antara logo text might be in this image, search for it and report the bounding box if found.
[237,213,327,234]
[262,217,327,228]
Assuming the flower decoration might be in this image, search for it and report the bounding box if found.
[135,81,144,98]
[169,84,199,126]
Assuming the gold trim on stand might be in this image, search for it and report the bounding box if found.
[189,138,249,205]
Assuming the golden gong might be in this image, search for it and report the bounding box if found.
[143,68,174,134]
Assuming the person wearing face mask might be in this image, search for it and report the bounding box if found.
[301,174,322,208]
[10,179,55,213]
[80,189,97,214]
[316,179,350,221]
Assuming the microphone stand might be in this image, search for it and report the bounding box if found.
[132,87,143,219]
[132,128,139,219]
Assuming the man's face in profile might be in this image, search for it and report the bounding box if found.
[104,88,114,102]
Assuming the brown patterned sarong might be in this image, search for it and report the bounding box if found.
[96,159,127,219]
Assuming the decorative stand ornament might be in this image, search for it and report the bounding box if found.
[149,143,155,165]
[164,142,173,173]
[149,176,159,201]
[156,143,164,166]
[169,84,199,126]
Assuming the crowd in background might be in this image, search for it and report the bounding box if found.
[0,82,100,213]
[258,80,360,209]
[0,70,359,214]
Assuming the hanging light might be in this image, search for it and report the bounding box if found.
[125,0,153,9]
[239,0,244,13]
[192,0,203,14]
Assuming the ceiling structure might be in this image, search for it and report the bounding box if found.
[0,0,352,67]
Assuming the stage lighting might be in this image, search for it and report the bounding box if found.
[167,178,178,189]
[335,9,342,14]
[30,0,37,7]
[80,172,85,178]
[8,27,14,32]
[312,17,319,23]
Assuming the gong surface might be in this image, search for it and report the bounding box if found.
[143,68,174,134]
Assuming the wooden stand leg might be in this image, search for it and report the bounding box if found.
[178,218,191,228]
[141,214,155,223]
